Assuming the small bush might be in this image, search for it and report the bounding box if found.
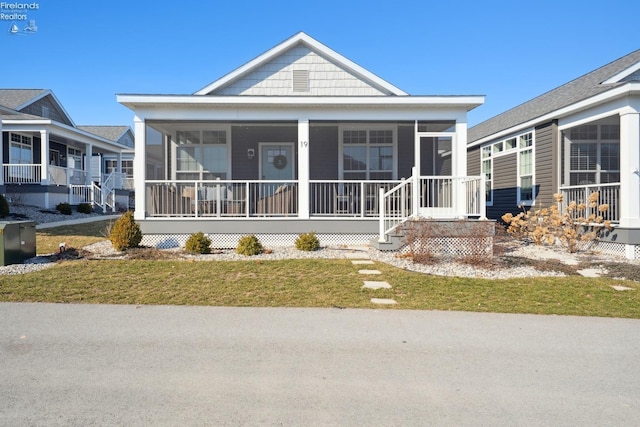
[77,203,93,214]
[236,234,264,256]
[109,211,142,251]
[56,202,72,215]
[185,232,212,254]
[0,194,9,218]
[295,232,320,252]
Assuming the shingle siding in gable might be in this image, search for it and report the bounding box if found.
[19,95,72,126]
[215,46,388,96]
[534,121,557,208]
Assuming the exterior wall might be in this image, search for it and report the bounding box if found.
[533,121,557,207]
[215,46,389,96]
[19,95,72,126]
[2,132,7,163]
[467,145,480,176]
[397,125,415,178]
[231,124,298,180]
[488,152,518,220]
[309,124,338,179]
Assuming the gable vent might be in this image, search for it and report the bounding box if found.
[292,69,310,92]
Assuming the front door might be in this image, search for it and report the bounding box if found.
[260,143,295,181]
[418,136,455,217]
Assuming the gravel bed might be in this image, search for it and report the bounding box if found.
[6,204,106,225]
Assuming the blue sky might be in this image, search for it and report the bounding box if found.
[3,0,639,128]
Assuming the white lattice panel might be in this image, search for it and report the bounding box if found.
[142,233,377,249]
[406,237,493,258]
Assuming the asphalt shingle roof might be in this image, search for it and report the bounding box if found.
[77,126,130,142]
[469,49,640,143]
[0,89,47,110]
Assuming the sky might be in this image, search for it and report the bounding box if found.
[2,0,639,129]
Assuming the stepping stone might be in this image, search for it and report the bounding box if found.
[344,252,370,259]
[362,281,392,290]
[359,269,381,275]
[577,268,604,278]
[611,285,634,291]
[371,298,397,305]
[352,260,374,265]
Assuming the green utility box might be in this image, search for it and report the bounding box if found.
[0,221,36,266]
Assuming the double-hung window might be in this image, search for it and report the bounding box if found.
[10,133,32,164]
[342,128,394,180]
[518,133,534,202]
[567,123,620,185]
[481,145,492,204]
[175,129,229,180]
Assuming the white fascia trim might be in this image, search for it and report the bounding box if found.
[468,83,640,148]
[2,120,126,152]
[602,61,640,84]
[118,94,484,109]
[194,32,408,96]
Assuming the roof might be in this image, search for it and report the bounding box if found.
[0,89,48,110]
[469,49,640,143]
[194,32,408,96]
[77,125,131,142]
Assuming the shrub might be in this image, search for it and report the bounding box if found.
[109,211,142,251]
[0,194,9,218]
[236,234,264,256]
[502,192,613,253]
[185,232,212,254]
[295,232,320,252]
[56,202,72,215]
[77,203,93,214]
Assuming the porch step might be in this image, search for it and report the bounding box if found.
[369,234,405,252]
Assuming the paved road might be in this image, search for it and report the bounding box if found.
[1,303,639,426]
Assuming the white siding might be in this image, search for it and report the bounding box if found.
[214,46,390,96]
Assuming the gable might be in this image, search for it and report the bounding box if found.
[212,45,390,96]
[18,94,73,126]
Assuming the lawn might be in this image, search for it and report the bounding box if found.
[0,221,637,318]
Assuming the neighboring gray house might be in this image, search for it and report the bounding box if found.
[77,125,135,190]
[0,89,133,211]
[468,49,640,259]
[118,32,486,248]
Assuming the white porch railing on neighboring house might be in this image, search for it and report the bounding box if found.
[102,171,128,190]
[2,164,42,184]
[70,185,93,205]
[559,183,620,223]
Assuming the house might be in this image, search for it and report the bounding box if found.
[0,89,133,212]
[117,32,485,248]
[468,49,640,259]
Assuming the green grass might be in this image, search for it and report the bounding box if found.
[4,220,635,318]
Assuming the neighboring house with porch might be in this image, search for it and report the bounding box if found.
[467,49,640,259]
[118,32,485,248]
[0,89,133,211]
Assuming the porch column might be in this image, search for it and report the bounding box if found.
[297,118,310,219]
[40,129,49,185]
[116,151,123,189]
[85,144,93,185]
[454,120,468,217]
[619,109,640,229]
[134,115,146,221]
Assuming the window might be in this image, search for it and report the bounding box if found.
[106,160,134,178]
[342,128,394,180]
[566,122,620,186]
[175,129,228,180]
[480,130,535,205]
[67,148,83,170]
[10,133,32,164]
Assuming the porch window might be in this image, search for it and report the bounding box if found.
[68,148,83,170]
[175,130,228,180]
[10,133,32,164]
[567,122,620,186]
[342,128,394,180]
[106,160,134,178]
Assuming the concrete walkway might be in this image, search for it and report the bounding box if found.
[35,214,121,230]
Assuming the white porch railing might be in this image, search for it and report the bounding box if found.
[102,172,128,190]
[309,180,402,217]
[378,175,485,242]
[146,180,299,218]
[2,164,41,184]
[559,183,620,223]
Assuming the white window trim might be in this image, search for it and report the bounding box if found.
[171,125,231,180]
[480,129,536,206]
[9,132,33,164]
[338,124,397,180]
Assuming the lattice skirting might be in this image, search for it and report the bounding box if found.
[589,241,640,260]
[142,233,378,249]
[398,237,494,257]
